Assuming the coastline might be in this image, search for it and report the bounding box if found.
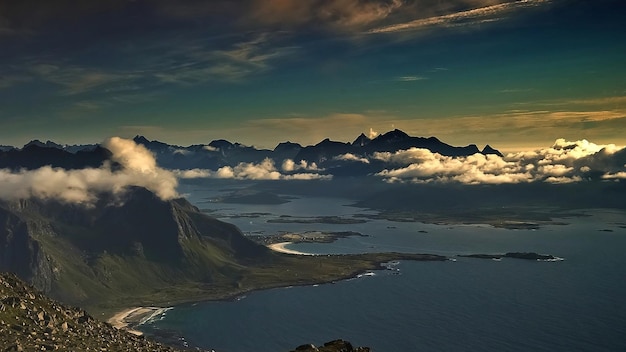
[107,306,170,336]
[268,241,317,256]
[105,252,449,329]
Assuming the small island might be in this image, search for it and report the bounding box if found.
[268,215,367,224]
[458,252,564,261]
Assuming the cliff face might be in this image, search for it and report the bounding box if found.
[0,211,54,294]
[0,187,269,307]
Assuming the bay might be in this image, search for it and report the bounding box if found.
[141,181,626,352]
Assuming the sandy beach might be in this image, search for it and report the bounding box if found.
[268,242,317,256]
[107,306,169,336]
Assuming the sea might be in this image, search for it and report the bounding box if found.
[138,181,626,352]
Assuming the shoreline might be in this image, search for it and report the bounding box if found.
[107,306,170,336]
[105,252,449,329]
[268,241,317,256]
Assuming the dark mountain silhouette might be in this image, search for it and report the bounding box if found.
[273,141,303,161]
[0,144,113,170]
[128,130,502,172]
[361,129,482,156]
[351,133,372,147]
[294,138,352,164]
[24,140,65,150]
[482,144,504,157]
[0,131,502,176]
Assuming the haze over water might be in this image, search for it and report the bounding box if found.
[140,181,626,352]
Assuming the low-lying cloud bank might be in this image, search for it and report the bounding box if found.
[174,158,331,181]
[373,139,626,184]
[0,137,178,204]
[2,137,622,205]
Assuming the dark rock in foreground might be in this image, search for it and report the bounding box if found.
[0,272,182,352]
[291,339,370,352]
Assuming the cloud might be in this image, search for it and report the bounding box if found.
[203,145,219,152]
[373,139,626,184]
[395,76,426,82]
[173,149,190,155]
[173,168,212,179]
[369,0,550,34]
[27,64,137,96]
[174,158,330,181]
[281,159,321,172]
[333,153,370,164]
[368,128,379,139]
[0,137,178,204]
[602,172,626,180]
[250,0,403,30]
[151,33,293,84]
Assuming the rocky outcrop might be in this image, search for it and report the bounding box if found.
[291,339,370,352]
[0,272,183,352]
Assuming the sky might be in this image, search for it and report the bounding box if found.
[1,0,625,151]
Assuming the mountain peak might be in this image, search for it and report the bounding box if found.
[209,139,234,150]
[482,144,503,157]
[352,133,371,147]
[24,140,64,150]
[373,129,410,143]
[132,135,150,144]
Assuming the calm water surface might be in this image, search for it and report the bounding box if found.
[141,182,626,352]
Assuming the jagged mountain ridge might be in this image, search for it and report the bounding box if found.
[131,129,502,169]
[0,187,269,308]
[0,144,112,171]
[1,130,501,172]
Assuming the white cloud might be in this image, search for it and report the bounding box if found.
[368,128,379,139]
[173,148,190,155]
[333,153,370,164]
[602,172,626,180]
[372,139,625,185]
[395,76,426,82]
[173,168,212,179]
[281,159,321,172]
[175,158,330,181]
[369,0,550,34]
[0,137,178,204]
[203,145,219,152]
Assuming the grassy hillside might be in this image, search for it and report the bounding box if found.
[0,187,447,318]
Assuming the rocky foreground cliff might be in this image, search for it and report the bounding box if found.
[0,272,369,352]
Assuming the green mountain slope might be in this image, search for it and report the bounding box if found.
[0,187,270,311]
[0,187,447,317]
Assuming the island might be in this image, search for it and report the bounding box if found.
[267,215,367,224]
[458,252,564,261]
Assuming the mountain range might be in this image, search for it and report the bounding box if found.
[0,130,501,173]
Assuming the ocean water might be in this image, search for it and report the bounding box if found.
[141,182,626,351]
